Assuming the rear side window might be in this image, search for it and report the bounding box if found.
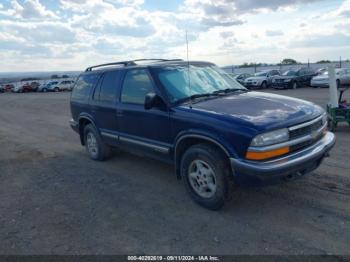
[71,74,99,100]
[98,71,119,103]
[121,69,154,104]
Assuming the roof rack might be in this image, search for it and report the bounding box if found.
[85,59,184,71]
[85,61,135,71]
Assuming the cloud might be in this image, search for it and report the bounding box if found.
[265,30,284,36]
[233,0,322,12]
[340,10,350,17]
[8,0,58,19]
[291,33,350,48]
[1,21,76,44]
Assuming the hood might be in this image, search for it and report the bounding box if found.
[245,76,266,81]
[180,91,323,131]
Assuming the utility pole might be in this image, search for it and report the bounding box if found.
[307,58,310,68]
[340,56,342,68]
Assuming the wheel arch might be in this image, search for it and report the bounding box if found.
[78,115,98,145]
[174,133,234,180]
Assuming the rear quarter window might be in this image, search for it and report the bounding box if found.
[71,74,99,101]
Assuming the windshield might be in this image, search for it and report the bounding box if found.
[283,70,297,76]
[254,72,267,77]
[152,64,246,103]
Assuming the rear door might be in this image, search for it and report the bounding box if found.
[89,70,121,145]
[70,73,100,122]
[116,68,171,157]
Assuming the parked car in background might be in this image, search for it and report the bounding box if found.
[12,84,23,93]
[69,59,335,210]
[244,70,280,89]
[0,85,4,93]
[272,67,317,89]
[58,80,75,91]
[30,81,40,92]
[233,73,252,85]
[22,83,34,92]
[38,81,60,92]
[311,68,350,88]
[316,68,327,75]
[3,84,14,92]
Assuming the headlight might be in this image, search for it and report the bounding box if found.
[284,79,291,82]
[250,128,289,147]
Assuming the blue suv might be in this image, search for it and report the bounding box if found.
[70,59,335,210]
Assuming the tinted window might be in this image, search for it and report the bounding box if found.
[121,69,154,104]
[71,74,99,100]
[98,71,119,103]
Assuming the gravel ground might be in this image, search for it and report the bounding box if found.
[0,88,349,255]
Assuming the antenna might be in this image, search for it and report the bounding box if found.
[186,30,192,108]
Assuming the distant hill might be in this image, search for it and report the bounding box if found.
[0,71,81,84]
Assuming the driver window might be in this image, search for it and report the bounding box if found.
[121,69,154,104]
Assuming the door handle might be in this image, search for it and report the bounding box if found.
[116,110,123,117]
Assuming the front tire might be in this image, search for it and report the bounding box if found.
[292,81,297,89]
[261,81,267,89]
[180,144,230,210]
[84,124,111,161]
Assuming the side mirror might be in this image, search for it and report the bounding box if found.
[144,92,161,110]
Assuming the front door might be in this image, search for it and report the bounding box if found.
[116,68,171,158]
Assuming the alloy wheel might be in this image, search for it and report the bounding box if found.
[86,132,98,157]
[188,159,217,198]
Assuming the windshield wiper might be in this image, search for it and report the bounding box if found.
[212,88,245,95]
[176,92,220,105]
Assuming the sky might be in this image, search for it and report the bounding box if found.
[0,0,349,72]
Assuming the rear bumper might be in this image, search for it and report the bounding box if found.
[230,132,336,186]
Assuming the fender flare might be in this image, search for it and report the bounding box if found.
[78,114,98,145]
[173,131,237,179]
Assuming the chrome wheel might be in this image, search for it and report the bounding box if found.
[86,132,98,157]
[188,159,217,198]
[292,82,297,89]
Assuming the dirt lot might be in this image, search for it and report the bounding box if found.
[0,88,349,255]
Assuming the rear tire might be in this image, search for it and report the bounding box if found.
[180,143,230,210]
[84,124,111,161]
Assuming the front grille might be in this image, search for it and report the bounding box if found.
[289,118,323,139]
[290,134,323,153]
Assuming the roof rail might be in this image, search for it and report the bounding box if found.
[85,61,135,71]
[85,59,184,72]
[132,59,183,63]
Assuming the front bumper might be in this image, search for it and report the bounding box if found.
[69,119,79,133]
[230,131,335,186]
[244,82,261,88]
[272,82,292,89]
[311,82,329,88]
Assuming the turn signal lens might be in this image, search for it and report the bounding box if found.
[246,147,290,160]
